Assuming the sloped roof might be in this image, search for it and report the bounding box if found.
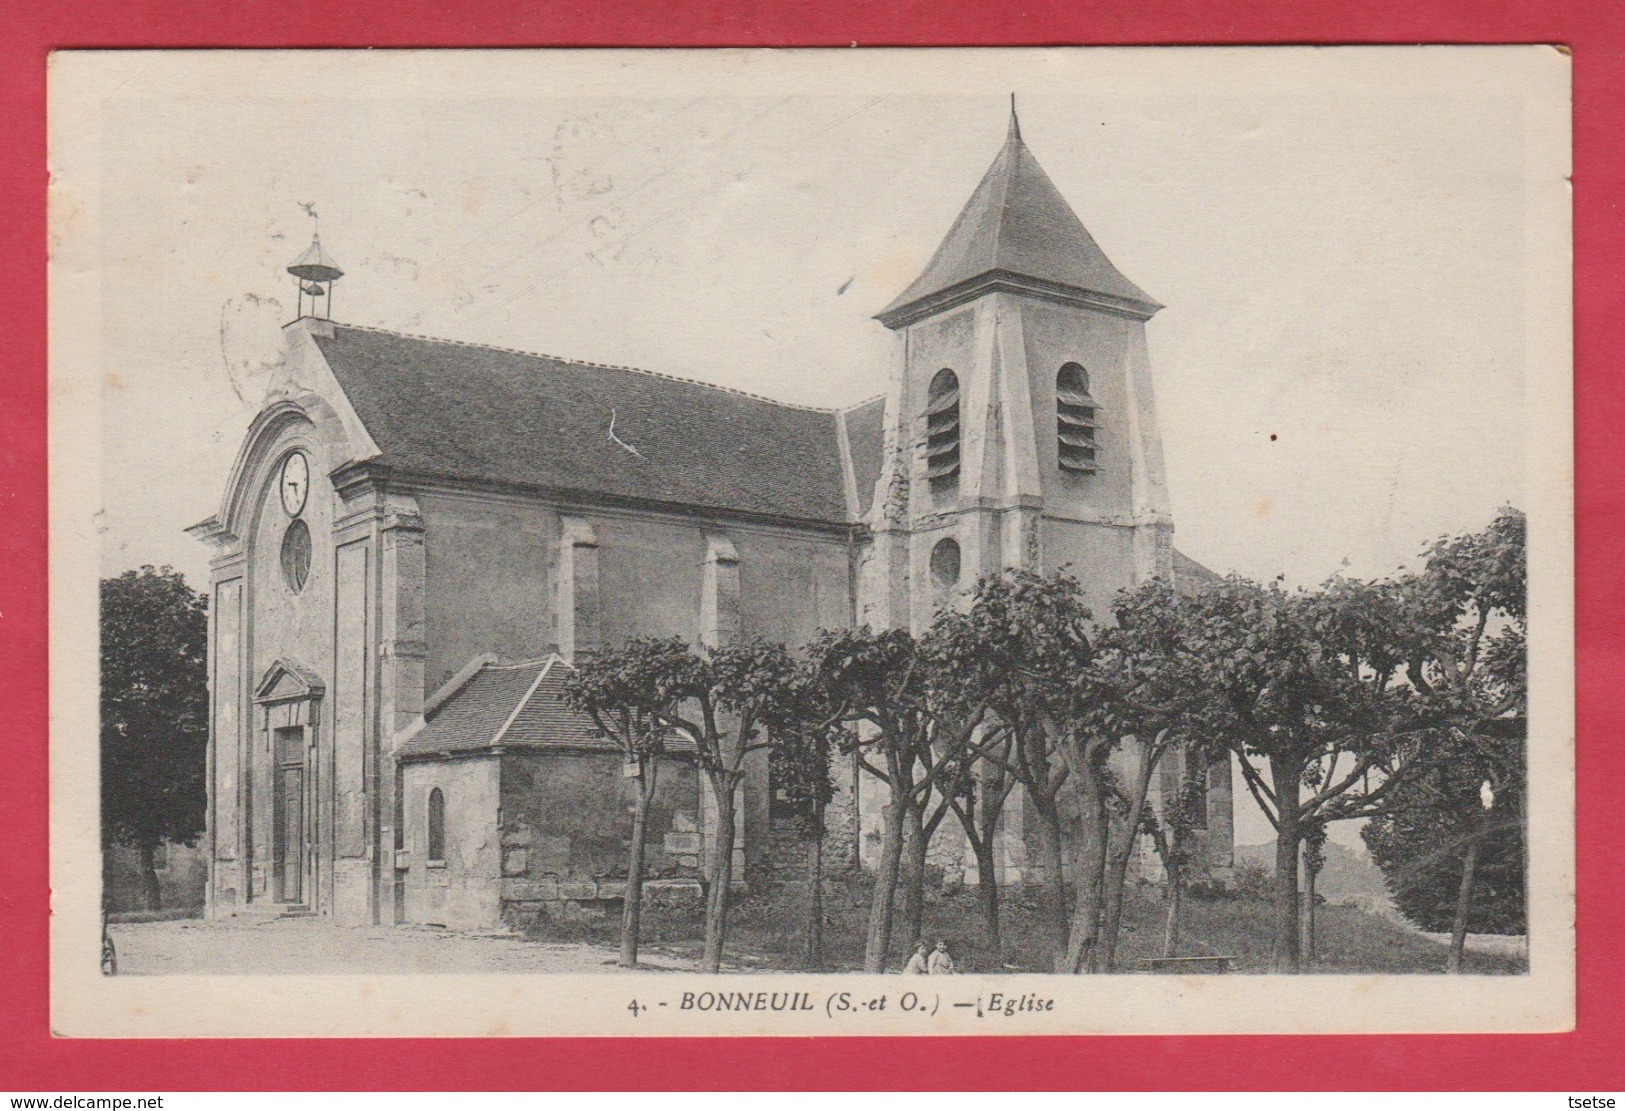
[314,325,851,525]
[1171,548,1223,596]
[841,396,886,519]
[397,656,610,760]
[878,113,1159,327]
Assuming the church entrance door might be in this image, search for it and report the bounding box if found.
[273,727,307,904]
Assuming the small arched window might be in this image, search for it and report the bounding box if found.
[1057,363,1097,474]
[925,369,961,483]
[427,787,446,863]
[929,537,962,594]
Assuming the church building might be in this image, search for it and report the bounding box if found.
[190,107,1234,931]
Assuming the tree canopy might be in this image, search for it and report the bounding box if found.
[101,566,209,910]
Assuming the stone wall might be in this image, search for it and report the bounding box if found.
[416,492,855,896]
[103,840,208,915]
[418,492,559,695]
[400,755,502,930]
[496,749,702,928]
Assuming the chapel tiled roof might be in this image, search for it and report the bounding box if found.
[314,325,852,525]
[878,111,1159,327]
[396,656,611,760]
[1171,548,1223,596]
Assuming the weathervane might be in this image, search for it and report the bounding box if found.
[286,204,344,322]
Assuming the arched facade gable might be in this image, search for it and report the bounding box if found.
[213,393,360,547]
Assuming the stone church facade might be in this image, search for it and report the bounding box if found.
[190,110,1233,930]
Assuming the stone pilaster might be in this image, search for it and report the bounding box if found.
[557,516,600,663]
[700,532,741,649]
[375,499,425,925]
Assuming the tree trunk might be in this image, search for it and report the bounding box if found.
[802,803,825,971]
[1096,740,1160,973]
[951,784,1003,953]
[1447,834,1482,975]
[899,801,927,949]
[1097,835,1135,972]
[1162,858,1182,959]
[1267,758,1305,974]
[701,773,738,974]
[1064,770,1109,974]
[1029,794,1069,970]
[1301,850,1318,967]
[619,771,653,968]
[863,799,907,973]
[1272,813,1302,973]
[972,830,1001,952]
[850,750,864,874]
[138,840,162,913]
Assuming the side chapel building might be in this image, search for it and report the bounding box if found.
[191,108,1235,930]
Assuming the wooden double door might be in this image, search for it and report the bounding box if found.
[272,727,308,904]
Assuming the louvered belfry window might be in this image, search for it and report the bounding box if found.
[925,368,961,482]
[1057,363,1097,473]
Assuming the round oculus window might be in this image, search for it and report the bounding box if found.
[281,518,312,593]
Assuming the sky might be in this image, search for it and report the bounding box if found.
[69,49,1564,851]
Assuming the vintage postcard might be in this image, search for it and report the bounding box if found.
[48,46,1573,1037]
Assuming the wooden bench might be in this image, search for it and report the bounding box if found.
[1135,955,1236,974]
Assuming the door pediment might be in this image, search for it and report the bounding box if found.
[254,658,326,705]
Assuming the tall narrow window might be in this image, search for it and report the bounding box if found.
[1187,755,1210,832]
[925,368,961,482]
[929,537,962,593]
[1057,363,1097,473]
[427,787,446,863]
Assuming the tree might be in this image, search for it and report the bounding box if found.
[768,670,844,970]
[1146,574,1422,972]
[929,571,1092,966]
[1299,820,1327,964]
[565,638,690,968]
[1362,723,1526,963]
[1066,580,1219,973]
[804,627,986,972]
[929,571,1209,974]
[1143,775,1206,959]
[1384,507,1528,970]
[100,566,209,911]
[669,640,802,973]
[568,637,803,973]
[940,730,1016,950]
[1188,508,1526,973]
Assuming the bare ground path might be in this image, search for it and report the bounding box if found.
[108,916,701,975]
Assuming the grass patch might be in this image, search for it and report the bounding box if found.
[524,873,1527,975]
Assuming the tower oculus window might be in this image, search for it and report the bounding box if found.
[1057,363,1097,473]
[925,368,961,482]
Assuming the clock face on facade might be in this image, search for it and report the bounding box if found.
[280,451,310,517]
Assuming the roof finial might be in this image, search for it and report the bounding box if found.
[1008,93,1021,142]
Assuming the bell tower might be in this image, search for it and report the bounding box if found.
[861,100,1175,629]
[286,211,345,322]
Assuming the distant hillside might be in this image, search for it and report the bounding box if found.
[1236,841,1394,915]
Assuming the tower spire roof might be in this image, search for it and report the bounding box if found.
[877,106,1159,328]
